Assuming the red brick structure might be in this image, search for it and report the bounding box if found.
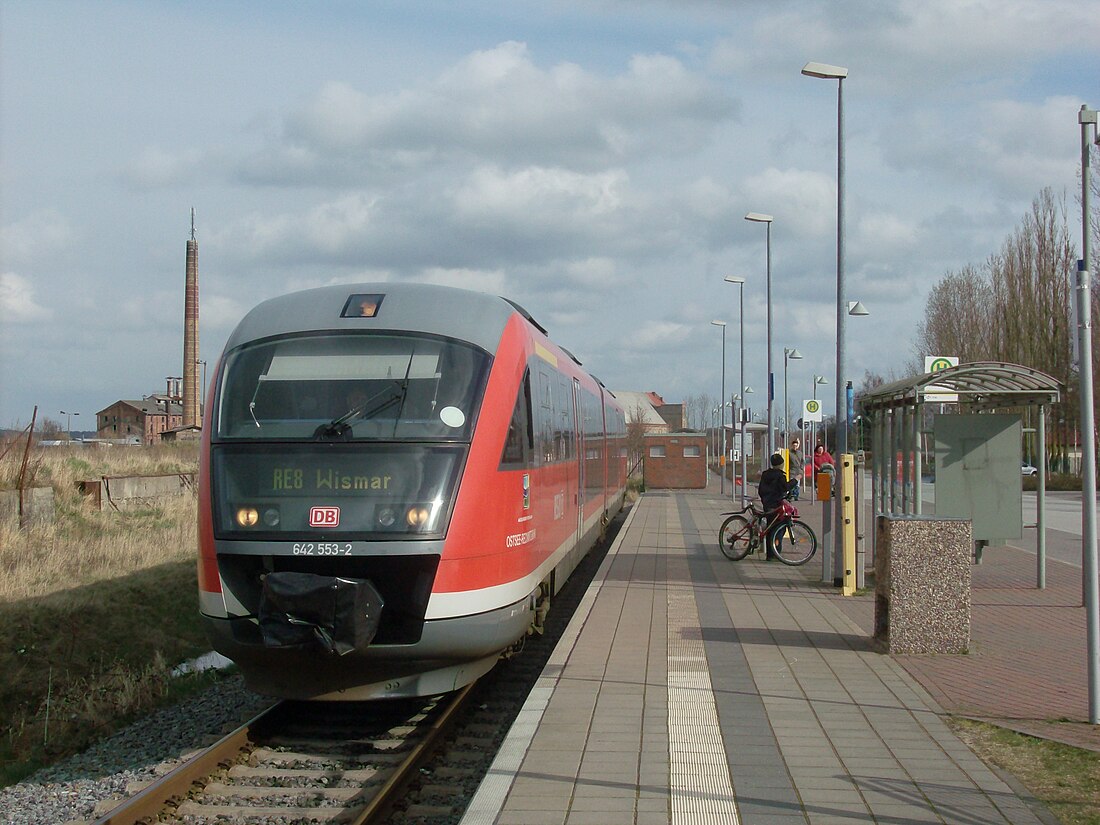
[642,433,707,489]
[96,399,183,445]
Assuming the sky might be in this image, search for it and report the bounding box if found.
[2,0,1099,432]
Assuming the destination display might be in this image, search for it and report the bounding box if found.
[211,444,465,538]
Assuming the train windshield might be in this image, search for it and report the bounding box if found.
[216,333,491,441]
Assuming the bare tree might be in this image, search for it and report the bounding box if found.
[915,188,1099,472]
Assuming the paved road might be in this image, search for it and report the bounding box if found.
[855,473,1099,570]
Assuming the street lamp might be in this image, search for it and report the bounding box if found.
[741,385,755,504]
[848,301,869,316]
[812,374,829,447]
[725,275,748,502]
[745,212,774,455]
[783,348,803,442]
[59,410,79,441]
[802,59,848,586]
[1077,104,1099,723]
[711,320,727,494]
[196,359,208,411]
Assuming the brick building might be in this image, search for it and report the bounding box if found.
[96,398,183,445]
[642,432,707,489]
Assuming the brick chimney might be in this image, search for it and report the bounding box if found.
[182,209,201,428]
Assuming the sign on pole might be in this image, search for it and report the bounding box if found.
[924,355,959,402]
[803,399,823,422]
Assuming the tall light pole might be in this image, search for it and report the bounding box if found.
[711,320,727,494]
[745,212,774,455]
[59,410,79,441]
[741,385,755,503]
[725,275,748,502]
[802,59,848,587]
[1077,104,1099,723]
[783,347,803,442]
[196,359,208,413]
[812,374,829,448]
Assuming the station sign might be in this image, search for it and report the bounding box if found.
[924,355,959,402]
[802,398,823,422]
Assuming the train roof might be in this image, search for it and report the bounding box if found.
[223,283,529,354]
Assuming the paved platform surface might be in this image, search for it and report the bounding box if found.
[459,482,1094,824]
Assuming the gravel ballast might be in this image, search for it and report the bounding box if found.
[0,675,269,825]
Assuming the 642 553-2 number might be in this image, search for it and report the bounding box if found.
[292,543,353,556]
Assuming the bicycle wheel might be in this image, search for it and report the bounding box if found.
[719,515,753,560]
[770,519,817,566]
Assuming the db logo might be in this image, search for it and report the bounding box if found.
[309,506,340,527]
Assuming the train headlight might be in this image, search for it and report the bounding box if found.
[235,507,260,528]
[262,508,281,527]
[377,507,396,528]
[406,506,431,528]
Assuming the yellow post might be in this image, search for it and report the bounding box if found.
[841,453,857,596]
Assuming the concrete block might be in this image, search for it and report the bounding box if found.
[874,516,971,654]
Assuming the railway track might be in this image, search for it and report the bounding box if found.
[91,684,474,825]
[83,504,629,825]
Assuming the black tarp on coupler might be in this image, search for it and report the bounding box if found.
[258,572,384,655]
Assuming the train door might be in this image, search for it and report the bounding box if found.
[573,377,585,543]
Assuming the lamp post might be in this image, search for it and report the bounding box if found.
[745,212,774,456]
[725,275,748,503]
[812,374,829,447]
[740,385,755,503]
[59,410,79,441]
[802,59,848,587]
[1077,104,1099,723]
[711,320,727,494]
[196,359,208,412]
[783,347,803,443]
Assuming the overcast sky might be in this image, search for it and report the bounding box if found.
[3,0,1098,431]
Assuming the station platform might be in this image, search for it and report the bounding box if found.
[458,480,1092,824]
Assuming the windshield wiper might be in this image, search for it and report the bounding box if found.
[314,381,407,440]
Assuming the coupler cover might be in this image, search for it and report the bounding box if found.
[258,572,385,656]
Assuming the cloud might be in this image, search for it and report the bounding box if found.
[120,146,206,189]
[883,95,1081,200]
[624,320,693,351]
[1,211,74,268]
[241,41,735,185]
[0,272,53,323]
[741,168,837,237]
[414,266,508,294]
[712,0,1100,92]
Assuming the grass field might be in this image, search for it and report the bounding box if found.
[0,441,221,785]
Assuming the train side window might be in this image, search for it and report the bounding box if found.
[501,370,534,467]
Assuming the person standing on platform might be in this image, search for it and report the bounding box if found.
[788,437,805,500]
[814,443,834,471]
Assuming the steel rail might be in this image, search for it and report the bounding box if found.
[347,680,477,825]
[91,702,282,825]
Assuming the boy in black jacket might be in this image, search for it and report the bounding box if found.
[758,453,797,559]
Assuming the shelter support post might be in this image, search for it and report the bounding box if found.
[870,410,883,567]
[900,406,910,513]
[910,407,919,517]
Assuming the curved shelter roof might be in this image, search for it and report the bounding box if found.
[859,361,1061,413]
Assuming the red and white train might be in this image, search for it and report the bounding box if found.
[197,283,626,699]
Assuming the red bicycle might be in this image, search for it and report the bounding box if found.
[718,493,817,566]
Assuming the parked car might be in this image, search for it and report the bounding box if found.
[1021,463,1038,477]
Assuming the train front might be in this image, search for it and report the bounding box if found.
[197,287,522,699]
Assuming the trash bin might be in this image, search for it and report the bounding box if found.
[873,515,971,654]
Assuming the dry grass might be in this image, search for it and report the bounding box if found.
[0,443,199,599]
[0,441,216,784]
